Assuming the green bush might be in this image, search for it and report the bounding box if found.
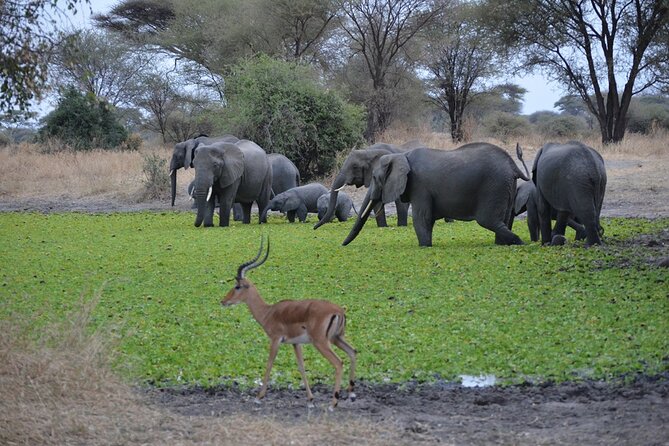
[536,114,587,138]
[221,55,365,181]
[482,112,531,141]
[38,87,128,150]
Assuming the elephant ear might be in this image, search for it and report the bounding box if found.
[183,140,200,170]
[375,154,410,204]
[283,195,301,212]
[217,143,245,188]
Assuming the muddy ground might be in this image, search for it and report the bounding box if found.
[3,153,669,445]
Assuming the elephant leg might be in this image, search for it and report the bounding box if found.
[396,201,409,226]
[287,210,296,223]
[217,200,232,227]
[240,202,252,224]
[580,212,603,246]
[537,198,553,245]
[296,203,308,222]
[373,203,388,227]
[479,219,524,246]
[232,203,243,221]
[568,219,587,240]
[552,211,569,238]
[412,206,434,247]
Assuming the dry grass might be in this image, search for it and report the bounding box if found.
[0,290,408,446]
[0,128,666,207]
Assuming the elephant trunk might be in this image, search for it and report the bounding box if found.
[314,174,346,229]
[170,169,177,206]
[342,192,377,246]
[193,187,212,227]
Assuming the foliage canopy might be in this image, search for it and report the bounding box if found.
[38,87,128,150]
[221,55,365,180]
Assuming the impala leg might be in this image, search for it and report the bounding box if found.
[257,339,280,401]
[313,340,343,409]
[333,336,357,401]
[292,344,314,405]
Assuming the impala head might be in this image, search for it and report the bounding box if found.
[221,236,270,306]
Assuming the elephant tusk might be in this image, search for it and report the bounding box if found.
[334,184,346,192]
[206,187,213,202]
[361,200,374,217]
[169,169,174,177]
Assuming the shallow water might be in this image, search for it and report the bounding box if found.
[459,374,497,388]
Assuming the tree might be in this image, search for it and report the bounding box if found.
[489,0,669,144]
[336,0,445,140]
[0,0,89,113]
[422,2,499,142]
[221,56,364,180]
[38,87,128,150]
[50,29,155,108]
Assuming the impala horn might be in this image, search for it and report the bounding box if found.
[237,235,270,280]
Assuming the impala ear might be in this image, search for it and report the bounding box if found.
[375,154,410,204]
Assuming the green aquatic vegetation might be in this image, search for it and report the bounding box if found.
[1,212,667,388]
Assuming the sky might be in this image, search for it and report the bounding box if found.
[60,0,563,115]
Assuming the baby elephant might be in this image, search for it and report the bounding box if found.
[317,192,354,223]
[261,183,328,223]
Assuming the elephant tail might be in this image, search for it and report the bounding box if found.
[515,143,531,181]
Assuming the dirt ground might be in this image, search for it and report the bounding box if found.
[2,152,669,445]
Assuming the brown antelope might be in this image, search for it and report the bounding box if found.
[221,236,357,409]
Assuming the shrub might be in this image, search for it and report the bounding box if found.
[536,114,587,138]
[38,87,128,150]
[141,153,169,199]
[221,55,365,181]
[482,112,531,141]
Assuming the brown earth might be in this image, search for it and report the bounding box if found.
[2,150,668,445]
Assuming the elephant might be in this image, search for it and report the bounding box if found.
[317,191,354,223]
[531,141,607,246]
[512,180,587,242]
[314,141,424,230]
[191,139,272,227]
[267,153,301,196]
[343,143,530,247]
[169,134,239,206]
[261,183,329,223]
[232,153,301,221]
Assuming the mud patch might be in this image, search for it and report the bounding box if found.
[145,373,669,445]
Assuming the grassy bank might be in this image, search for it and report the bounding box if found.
[1,212,667,388]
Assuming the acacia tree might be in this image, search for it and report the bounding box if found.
[422,2,499,142]
[336,0,445,140]
[50,29,155,108]
[489,0,669,144]
[0,0,89,113]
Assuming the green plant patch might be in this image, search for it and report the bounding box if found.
[1,212,667,388]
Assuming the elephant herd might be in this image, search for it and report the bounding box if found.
[170,135,607,248]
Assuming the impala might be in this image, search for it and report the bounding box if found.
[221,236,357,409]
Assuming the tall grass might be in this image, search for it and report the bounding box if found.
[0,129,666,205]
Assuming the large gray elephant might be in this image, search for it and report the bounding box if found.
[267,153,300,196]
[169,134,239,206]
[191,139,272,227]
[317,191,354,223]
[314,141,423,230]
[261,183,328,223]
[343,143,529,247]
[512,180,586,242]
[531,141,606,246]
[232,153,301,221]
